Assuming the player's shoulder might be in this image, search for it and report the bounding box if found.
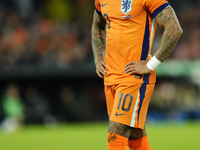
[95,0,103,5]
[142,0,169,16]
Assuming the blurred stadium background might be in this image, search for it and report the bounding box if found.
[0,0,199,149]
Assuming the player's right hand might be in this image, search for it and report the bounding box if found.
[96,60,106,79]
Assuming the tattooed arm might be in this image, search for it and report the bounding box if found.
[91,10,107,78]
[123,6,183,75]
[154,6,183,62]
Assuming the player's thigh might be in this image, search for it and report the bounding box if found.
[109,83,155,129]
[104,85,117,118]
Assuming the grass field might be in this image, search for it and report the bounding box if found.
[0,121,199,150]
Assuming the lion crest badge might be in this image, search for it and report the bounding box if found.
[121,0,133,14]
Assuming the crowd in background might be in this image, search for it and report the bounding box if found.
[148,0,200,59]
[0,81,107,133]
[0,0,199,70]
[0,78,199,133]
[0,0,200,133]
[0,0,94,70]
[149,78,200,122]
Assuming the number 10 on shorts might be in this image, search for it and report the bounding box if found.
[117,93,133,112]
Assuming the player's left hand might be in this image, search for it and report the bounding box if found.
[123,59,152,75]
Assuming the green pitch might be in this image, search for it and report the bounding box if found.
[0,122,199,150]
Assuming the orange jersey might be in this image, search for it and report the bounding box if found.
[95,0,169,85]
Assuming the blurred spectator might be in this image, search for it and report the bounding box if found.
[55,86,85,122]
[1,83,24,133]
[15,0,34,19]
[24,87,53,124]
[149,79,200,122]
[88,85,107,121]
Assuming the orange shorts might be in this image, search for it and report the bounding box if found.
[105,83,155,129]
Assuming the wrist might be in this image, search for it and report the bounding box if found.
[95,59,104,66]
[146,56,161,71]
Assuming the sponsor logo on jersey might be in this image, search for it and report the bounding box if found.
[102,3,108,7]
[115,112,127,116]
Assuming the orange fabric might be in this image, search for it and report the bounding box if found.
[105,83,155,129]
[107,133,128,150]
[95,0,101,12]
[94,0,168,85]
[128,136,151,150]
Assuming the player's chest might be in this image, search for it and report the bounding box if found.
[100,0,144,20]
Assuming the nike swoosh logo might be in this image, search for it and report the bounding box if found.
[115,112,126,116]
[102,3,108,7]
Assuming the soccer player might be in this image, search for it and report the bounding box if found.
[91,0,182,149]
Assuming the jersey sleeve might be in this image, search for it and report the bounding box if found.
[95,0,102,16]
[142,0,169,18]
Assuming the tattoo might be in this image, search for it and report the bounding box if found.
[154,6,183,62]
[107,133,117,143]
[91,11,106,65]
[108,121,131,138]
